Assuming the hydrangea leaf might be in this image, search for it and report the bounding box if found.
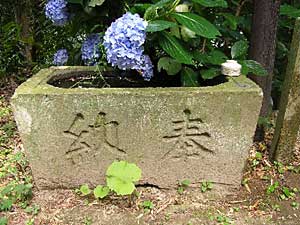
[201,68,220,80]
[191,0,228,8]
[194,50,227,65]
[158,57,182,75]
[88,0,105,7]
[171,12,221,39]
[231,40,249,59]
[159,32,193,65]
[144,0,174,20]
[106,161,141,196]
[67,0,83,5]
[93,185,109,199]
[181,67,199,87]
[240,60,268,76]
[146,20,177,33]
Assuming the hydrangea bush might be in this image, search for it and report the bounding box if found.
[53,49,68,65]
[45,0,267,85]
[81,34,102,66]
[45,0,69,26]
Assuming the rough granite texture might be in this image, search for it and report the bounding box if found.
[11,66,263,190]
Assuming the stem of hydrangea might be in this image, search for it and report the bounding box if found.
[96,65,110,88]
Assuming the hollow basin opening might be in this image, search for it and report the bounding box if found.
[47,69,228,88]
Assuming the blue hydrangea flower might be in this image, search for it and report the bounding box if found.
[45,0,69,26]
[53,49,68,65]
[103,12,153,80]
[139,55,154,81]
[81,34,101,66]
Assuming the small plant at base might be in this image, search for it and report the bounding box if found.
[201,181,213,193]
[291,202,299,210]
[142,200,154,212]
[84,216,92,225]
[93,185,110,199]
[280,187,296,200]
[272,204,281,212]
[106,161,141,196]
[25,218,34,225]
[178,179,191,194]
[0,217,8,225]
[266,181,279,194]
[24,204,40,215]
[79,184,92,196]
[274,161,285,174]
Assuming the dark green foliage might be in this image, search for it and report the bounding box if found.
[0,0,299,92]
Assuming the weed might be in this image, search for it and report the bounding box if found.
[280,187,296,200]
[266,181,279,194]
[201,181,213,193]
[274,161,285,174]
[271,204,281,212]
[178,179,191,194]
[0,217,8,225]
[84,216,92,225]
[24,204,40,215]
[25,218,35,225]
[291,202,299,210]
[142,200,154,212]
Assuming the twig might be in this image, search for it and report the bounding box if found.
[235,0,248,17]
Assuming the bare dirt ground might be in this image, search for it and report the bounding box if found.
[1,86,300,225]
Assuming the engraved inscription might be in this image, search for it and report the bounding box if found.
[64,112,125,164]
[163,109,215,160]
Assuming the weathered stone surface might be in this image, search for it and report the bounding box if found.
[11,66,263,190]
[271,18,300,163]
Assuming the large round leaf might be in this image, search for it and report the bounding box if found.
[106,161,142,196]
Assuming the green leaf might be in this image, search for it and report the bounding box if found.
[157,57,182,75]
[144,0,174,21]
[0,199,13,211]
[201,68,220,80]
[159,32,193,65]
[240,60,268,76]
[142,200,154,209]
[181,26,196,41]
[107,177,135,196]
[0,217,8,225]
[194,50,227,65]
[191,0,228,8]
[181,179,191,187]
[171,12,221,39]
[80,184,91,196]
[267,181,279,194]
[219,13,238,30]
[67,0,83,5]
[93,185,109,199]
[146,20,177,33]
[231,40,248,59]
[181,67,199,87]
[88,0,105,7]
[280,4,300,18]
[106,161,141,196]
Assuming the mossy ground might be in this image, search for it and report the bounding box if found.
[0,89,300,225]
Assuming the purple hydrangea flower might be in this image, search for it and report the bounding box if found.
[103,12,153,80]
[81,34,101,66]
[53,49,68,65]
[45,0,69,26]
